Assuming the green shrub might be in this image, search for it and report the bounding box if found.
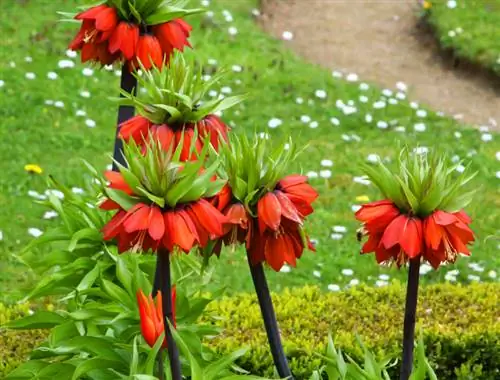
[206,283,500,379]
[2,283,499,379]
[424,0,500,75]
[0,303,48,377]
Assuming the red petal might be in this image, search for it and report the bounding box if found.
[424,214,442,250]
[257,192,281,233]
[94,7,118,31]
[275,191,302,224]
[148,206,165,241]
[119,115,151,142]
[162,212,175,252]
[381,214,407,249]
[190,199,225,238]
[102,210,128,240]
[400,218,423,258]
[99,199,120,210]
[123,204,150,233]
[284,193,313,217]
[433,210,458,226]
[153,124,175,151]
[171,211,197,252]
[104,171,133,194]
[264,234,286,271]
[75,4,108,20]
[81,43,98,63]
[454,210,472,224]
[135,35,163,70]
[278,175,308,189]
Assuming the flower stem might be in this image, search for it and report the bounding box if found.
[400,258,421,380]
[247,254,294,379]
[112,65,137,171]
[157,250,182,380]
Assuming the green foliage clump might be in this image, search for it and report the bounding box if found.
[424,0,500,74]
[205,283,500,379]
[0,304,48,377]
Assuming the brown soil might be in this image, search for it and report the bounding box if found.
[259,0,500,130]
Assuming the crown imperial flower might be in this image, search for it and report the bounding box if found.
[117,54,245,160]
[214,135,318,271]
[356,149,475,268]
[100,137,227,253]
[66,0,202,67]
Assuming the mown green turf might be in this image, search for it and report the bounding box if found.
[0,0,498,303]
[424,0,500,74]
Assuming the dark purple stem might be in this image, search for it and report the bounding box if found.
[112,65,136,171]
[400,258,421,380]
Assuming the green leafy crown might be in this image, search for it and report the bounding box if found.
[103,135,225,210]
[217,134,302,212]
[117,53,246,125]
[363,148,477,217]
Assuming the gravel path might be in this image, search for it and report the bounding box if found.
[260,0,500,130]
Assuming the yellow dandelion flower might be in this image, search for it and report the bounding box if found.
[423,1,432,10]
[355,195,370,203]
[24,164,43,174]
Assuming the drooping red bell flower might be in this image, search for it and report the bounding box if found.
[109,22,140,60]
[69,4,119,65]
[129,35,164,71]
[215,135,318,271]
[137,288,176,348]
[247,180,318,271]
[152,19,192,57]
[67,3,198,67]
[423,210,474,268]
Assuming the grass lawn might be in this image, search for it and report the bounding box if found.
[424,0,500,74]
[0,0,498,304]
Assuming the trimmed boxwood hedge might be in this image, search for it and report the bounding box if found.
[1,283,499,379]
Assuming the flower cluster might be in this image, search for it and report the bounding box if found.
[214,135,318,271]
[356,150,475,269]
[68,1,201,68]
[100,138,226,254]
[117,54,245,161]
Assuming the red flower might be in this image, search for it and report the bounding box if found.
[423,210,474,268]
[109,22,140,60]
[211,184,232,212]
[101,172,227,253]
[152,19,192,58]
[276,175,319,218]
[119,115,230,162]
[356,200,425,266]
[130,35,164,70]
[246,183,316,271]
[119,116,152,143]
[196,115,230,151]
[137,288,176,348]
[69,5,119,65]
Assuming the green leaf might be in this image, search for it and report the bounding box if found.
[5,311,66,329]
[145,6,205,25]
[68,228,103,252]
[105,188,138,210]
[101,279,135,308]
[72,357,125,380]
[204,348,249,379]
